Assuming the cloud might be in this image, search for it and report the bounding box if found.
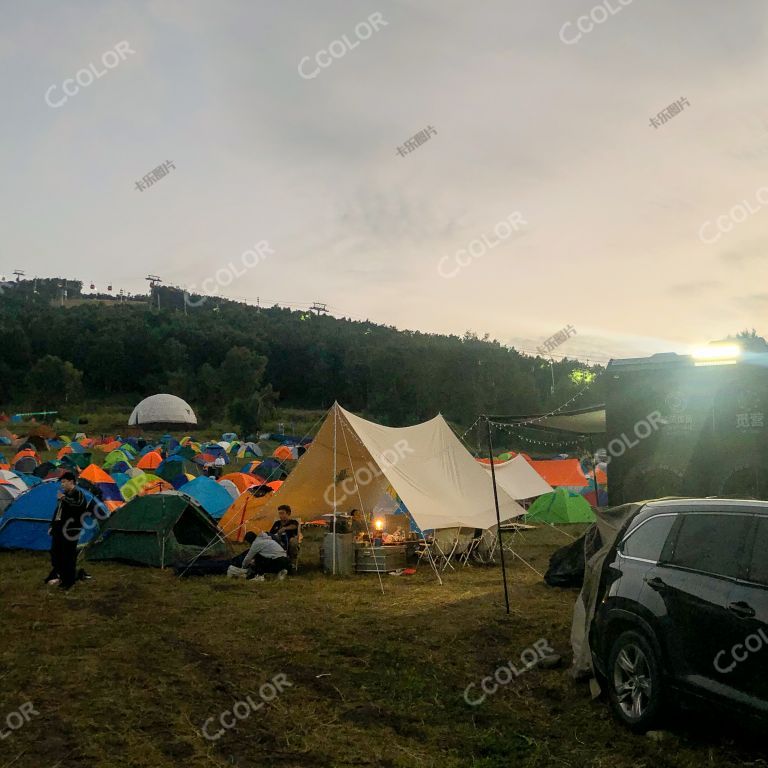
[1,0,767,360]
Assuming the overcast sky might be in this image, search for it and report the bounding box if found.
[1,0,766,363]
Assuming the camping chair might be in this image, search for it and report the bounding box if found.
[432,528,463,571]
[415,535,435,567]
[458,529,485,567]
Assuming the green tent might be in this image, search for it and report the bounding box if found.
[120,472,166,502]
[525,488,596,524]
[86,492,231,567]
[62,452,92,470]
[103,449,132,470]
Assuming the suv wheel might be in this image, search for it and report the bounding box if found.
[607,630,663,731]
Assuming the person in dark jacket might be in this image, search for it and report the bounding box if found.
[46,472,88,590]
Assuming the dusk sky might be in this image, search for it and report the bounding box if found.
[1,0,766,363]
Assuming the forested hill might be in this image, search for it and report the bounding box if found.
[0,279,603,428]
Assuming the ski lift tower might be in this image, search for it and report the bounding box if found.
[146,274,162,309]
[309,301,328,317]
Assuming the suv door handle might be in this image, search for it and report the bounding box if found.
[727,601,756,619]
[645,576,667,592]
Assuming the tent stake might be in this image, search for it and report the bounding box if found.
[486,417,510,614]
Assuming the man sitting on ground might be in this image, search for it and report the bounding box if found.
[242,531,290,581]
[269,504,300,570]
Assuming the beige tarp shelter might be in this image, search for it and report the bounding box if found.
[571,503,639,678]
[482,456,553,499]
[244,403,525,535]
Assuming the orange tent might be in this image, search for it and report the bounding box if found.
[80,464,116,484]
[97,440,122,452]
[272,446,294,462]
[595,466,608,485]
[219,473,260,494]
[528,459,588,488]
[11,449,39,464]
[218,491,274,543]
[266,480,283,492]
[137,451,163,470]
[57,445,74,458]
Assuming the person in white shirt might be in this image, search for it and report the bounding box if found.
[242,531,290,580]
[213,455,226,479]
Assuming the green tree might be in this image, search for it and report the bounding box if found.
[228,384,279,438]
[27,355,83,406]
[730,329,768,353]
[220,346,267,400]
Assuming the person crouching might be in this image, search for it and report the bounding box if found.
[242,531,290,581]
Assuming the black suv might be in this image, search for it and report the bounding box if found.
[590,498,768,731]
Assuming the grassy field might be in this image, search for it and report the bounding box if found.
[0,526,765,768]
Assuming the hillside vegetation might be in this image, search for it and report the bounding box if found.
[0,280,603,431]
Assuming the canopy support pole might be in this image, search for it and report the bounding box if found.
[588,435,601,509]
[332,403,337,575]
[486,417,510,615]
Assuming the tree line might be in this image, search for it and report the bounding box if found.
[0,279,605,432]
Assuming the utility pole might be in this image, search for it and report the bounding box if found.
[145,274,162,309]
[12,270,24,282]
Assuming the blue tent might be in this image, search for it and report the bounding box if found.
[0,481,107,551]
[202,443,228,459]
[112,472,130,488]
[15,473,43,488]
[178,476,233,520]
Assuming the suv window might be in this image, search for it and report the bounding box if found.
[748,517,768,586]
[669,513,750,579]
[621,514,676,562]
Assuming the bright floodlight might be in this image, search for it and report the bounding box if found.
[691,343,741,365]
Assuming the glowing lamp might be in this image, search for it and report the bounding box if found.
[691,343,741,367]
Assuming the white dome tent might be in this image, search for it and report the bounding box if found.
[128,394,197,429]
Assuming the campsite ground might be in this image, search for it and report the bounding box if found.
[1,526,765,768]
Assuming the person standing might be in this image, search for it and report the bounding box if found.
[213,455,226,479]
[47,472,87,590]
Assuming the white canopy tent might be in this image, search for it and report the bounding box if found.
[481,456,553,500]
[257,403,525,533]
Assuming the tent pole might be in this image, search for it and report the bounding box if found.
[588,435,600,509]
[486,417,510,615]
[332,403,337,575]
